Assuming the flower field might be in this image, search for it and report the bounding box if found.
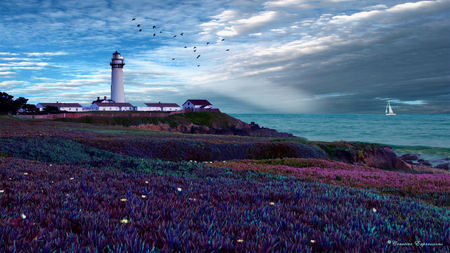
[1,157,448,252]
[211,158,450,206]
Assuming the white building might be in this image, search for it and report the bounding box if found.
[182,99,218,111]
[90,96,133,111]
[36,103,83,112]
[110,51,125,103]
[144,102,181,112]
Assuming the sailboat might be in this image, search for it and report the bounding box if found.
[385,100,396,116]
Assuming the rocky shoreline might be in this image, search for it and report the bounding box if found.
[58,112,449,173]
[130,120,296,138]
[399,153,450,170]
[316,142,449,174]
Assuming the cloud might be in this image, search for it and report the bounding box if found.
[363,4,388,11]
[264,0,310,8]
[0,52,18,56]
[0,80,27,88]
[0,71,15,76]
[330,0,449,24]
[24,52,68,57]
[378,98,427,105]
[0,57,37,61]
[201,10,280,37]
[0,62,49,67]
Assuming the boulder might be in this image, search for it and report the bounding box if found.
[431,158,450,164]
[418,159,432,167]
[435,163,450,170]
[363,146,398,169]
[394,158,413,171]
[400,153,420,162]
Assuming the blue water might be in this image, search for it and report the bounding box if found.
[232,114,450,161]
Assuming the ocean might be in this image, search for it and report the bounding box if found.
[231,114,450,162]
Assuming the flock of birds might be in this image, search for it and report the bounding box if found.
[131,17,230,68]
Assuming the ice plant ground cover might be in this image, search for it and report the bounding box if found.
[0,116,449,252]
[1,157,449,252]
[210,158,450,207]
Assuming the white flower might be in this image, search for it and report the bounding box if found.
[372,208,377,213]
[120,218,129,224]
[145,181,149,184]
[177,187,182,192]
[269,202,275,206]
[237,239,244,243]
[21,213,26,219]
[120,198,127,202]
[141,195,146,198]
[23,172,28,175]
[69,177,74,180]
[310,240,316,243]
[0,190,4,193]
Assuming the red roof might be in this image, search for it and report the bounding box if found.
[38,103,82,108]
[145,102,180,107]
[94,102,133,107]
[185,99,212,106]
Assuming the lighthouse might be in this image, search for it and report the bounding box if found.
[110,51,125,103]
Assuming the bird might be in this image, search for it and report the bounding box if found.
[160,31,162,33]
[173,35,177,38]
[153,25,156,29]
[221,38,225,41]
[172,58,175,60]
[180,33,184,36]
[194,49,196,52]
[184,46,187,48]
[137,24,141,27]
[139,29,142,32]
[197,65,200,67]
[206,42,210,45]
[132,18,136,21]
[226,49,230,51]
[196,55,201,59]
[153,33,156,36]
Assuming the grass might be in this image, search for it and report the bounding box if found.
[55,112,239,129]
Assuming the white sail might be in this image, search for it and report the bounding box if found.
[385,101,396,116]
[388,103,394,114]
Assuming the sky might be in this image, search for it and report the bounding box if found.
[0,0,449,113]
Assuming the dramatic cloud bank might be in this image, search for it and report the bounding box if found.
[0,0,448,113]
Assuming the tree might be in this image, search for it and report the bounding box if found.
[0,92,28,115]
[22,104,38,114]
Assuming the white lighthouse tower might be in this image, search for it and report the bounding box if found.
[110,51,125,103]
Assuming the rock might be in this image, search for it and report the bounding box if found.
[400,153,420,162]
[333,149,357,164]
[418,159,432,166]
[363,146,398,169]
[435,163,450,170]
[131,117,296,138]
[395,158,413,171]
[431,158,450,164]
